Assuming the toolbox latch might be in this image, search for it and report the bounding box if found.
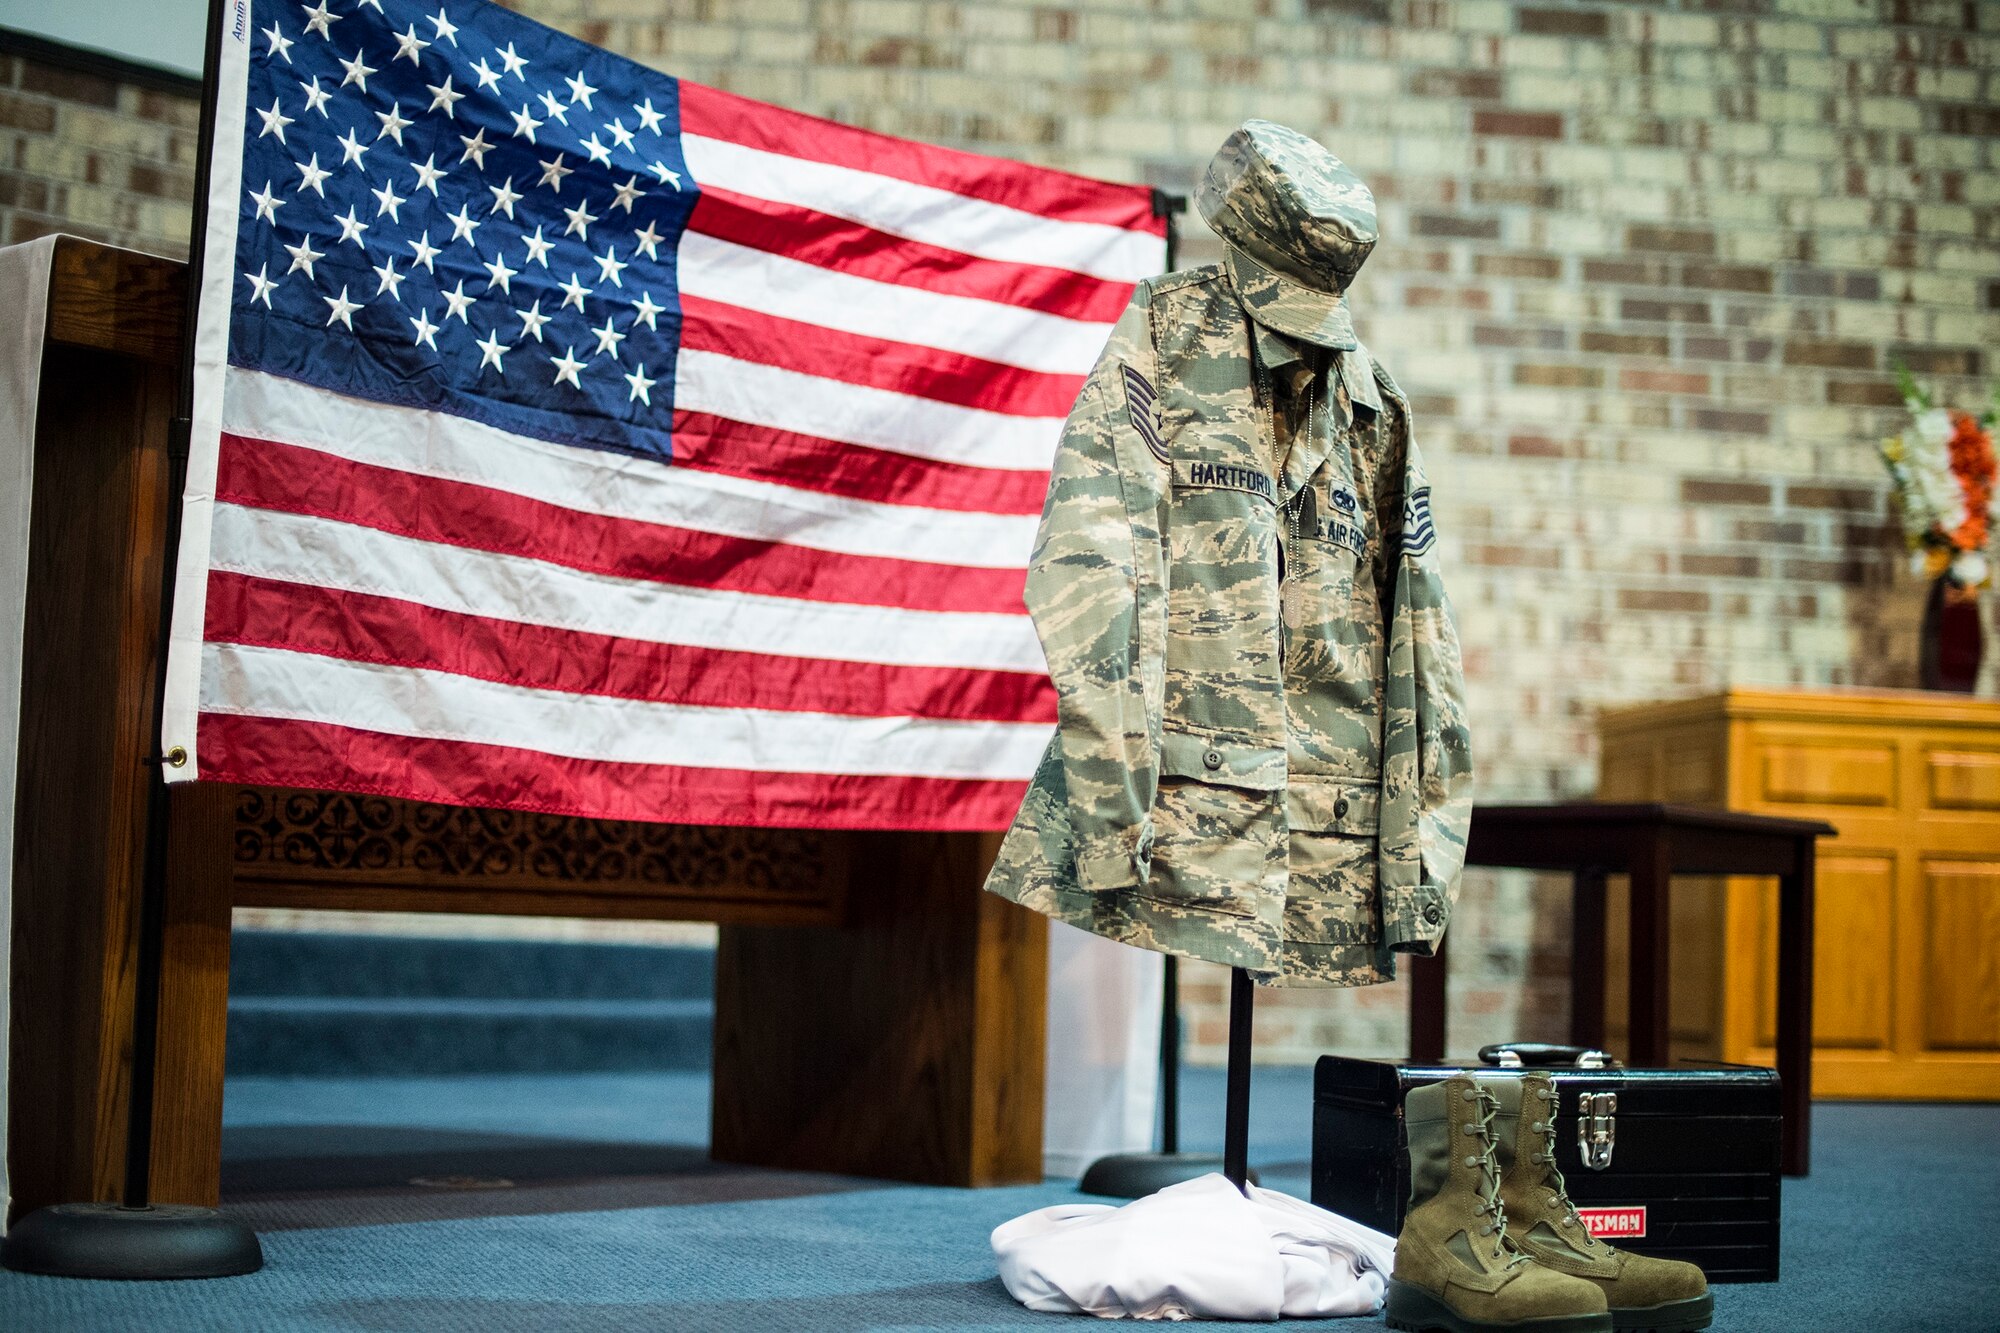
[1577,1092,1617,1170]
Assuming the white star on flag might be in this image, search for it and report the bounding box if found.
[515,299,550,341]
[338,49,376,92]
[483,253,519,293]
[337,128,369,167]
[409,307,440,350]
[550,345,586,388]
[263,23,294,63]
[558,272,589,311]
[244,263,279,306]
[257,97,293,143]
[489,176,522,218]
[521,225,553,266]
[301,76,332,116]
[372,257,405,299]
[590,315,625,358]
[393,24,430,64]
[293,153,330,195]
[334,205,369,246]
[249,180,284,224]
[459,128,494,168]
[283,237,322,277]
[624,363,655,405]
[372,179,407,220]
[442,280,476,322]
[323,285,360,328]
[301,0,340,41]
[630,291,664,330]
[476,329,509,374]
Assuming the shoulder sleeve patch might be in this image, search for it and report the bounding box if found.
[1402,486,1436,556]
[1121,362,1169,463]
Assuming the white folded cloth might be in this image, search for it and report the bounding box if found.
[992,1173,1395,1321]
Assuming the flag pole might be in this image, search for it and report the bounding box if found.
[0,0,261,1277]
[1075,190,1257,1200]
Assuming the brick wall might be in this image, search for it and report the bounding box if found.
[4,1,1994,1064]
[0,46,199,254]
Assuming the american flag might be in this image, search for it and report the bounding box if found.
[163,0,1166,829]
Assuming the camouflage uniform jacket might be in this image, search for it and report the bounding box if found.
[984,265,1474,985]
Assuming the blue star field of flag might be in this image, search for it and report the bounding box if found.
[231,0,696,460]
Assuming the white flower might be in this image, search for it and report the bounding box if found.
[1914,408,1953,447]
[1951,549,1990,589]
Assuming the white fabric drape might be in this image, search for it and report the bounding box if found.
[0,234,59,1230]
[994,1173,1397,1320]
[1042,922,1164,1179]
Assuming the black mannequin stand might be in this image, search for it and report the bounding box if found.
[1077,960,1260,1198]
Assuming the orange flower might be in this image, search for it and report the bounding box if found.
[1946,409,1995,553]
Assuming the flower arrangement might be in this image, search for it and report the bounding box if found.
[1878,369,1999,589]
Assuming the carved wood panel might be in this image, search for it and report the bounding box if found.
[230,786,848,925]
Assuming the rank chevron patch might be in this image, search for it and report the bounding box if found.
[1121,362,1169,463]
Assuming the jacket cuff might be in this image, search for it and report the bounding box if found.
[1383,883,1451,955]
[1074,822,1154,894]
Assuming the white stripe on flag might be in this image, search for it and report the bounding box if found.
[682,133,1162,285]
[223,370,1042,567]
[199,641,1053,780]
[677,231,1111,375]
[206,503,1049,673]
[673,349,1063,473]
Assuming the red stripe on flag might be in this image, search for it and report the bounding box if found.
[216,435,1031,616]
[687,187,1136,325]
[679,82,1164,236]
[196,711,1037,831]
[669,410,1051,517]
[678,294,1085,420]
[204,572,1057,725]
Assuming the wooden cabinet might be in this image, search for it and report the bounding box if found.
[1598,688,2000,1101]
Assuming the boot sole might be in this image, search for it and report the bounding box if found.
[1612,1291,1714,1332]
[1386,1279,1613,1333]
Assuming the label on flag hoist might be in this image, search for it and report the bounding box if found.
[1576,1206,1647,1240]
[162,0,1166,831]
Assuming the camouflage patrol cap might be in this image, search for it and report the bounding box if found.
[1197,119,1377,349]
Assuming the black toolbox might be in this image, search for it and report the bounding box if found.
[1313,1044,1781,1283]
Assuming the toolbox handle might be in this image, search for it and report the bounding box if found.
[1478,1042,1620,1069]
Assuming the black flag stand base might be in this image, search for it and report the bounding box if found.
[0,1205,263,1281]
[1077,960,1260,1199]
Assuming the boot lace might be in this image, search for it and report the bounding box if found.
[1530,1085,1602,1249]
[1465,1085,1530,1267]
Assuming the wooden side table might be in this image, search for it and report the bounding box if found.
[1407,803,1834,1176]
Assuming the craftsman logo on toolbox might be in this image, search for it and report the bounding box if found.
[1577,1206,1647,1239]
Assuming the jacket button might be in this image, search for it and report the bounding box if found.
[1423,903,1443,925]
[1334,797,1349,820]
[1203,750,1223,771]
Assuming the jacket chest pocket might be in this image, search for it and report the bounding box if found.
[1162,455,1283,739]
[1282,469,1383,702]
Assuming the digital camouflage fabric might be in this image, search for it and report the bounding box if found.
[1198,119,1377,350]
[984,122,1473,986]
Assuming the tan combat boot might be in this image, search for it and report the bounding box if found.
[1489,1073,1713,1333]
[1388,1074,1611,1333]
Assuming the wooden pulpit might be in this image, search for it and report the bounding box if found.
[4,237,1046,1224]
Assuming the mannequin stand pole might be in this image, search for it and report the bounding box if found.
[1077,958,1260,1198]
[1222,966,1254,1191]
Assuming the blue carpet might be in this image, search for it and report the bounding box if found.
[1,1069,1994,1331]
